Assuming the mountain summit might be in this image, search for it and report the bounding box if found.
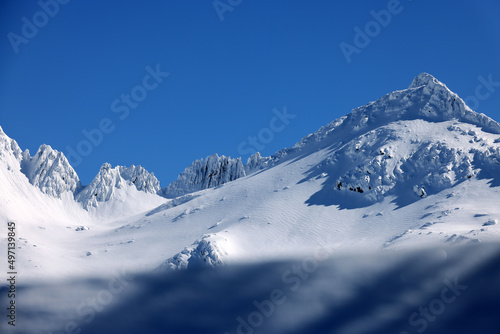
[409,72,439,88]
[21,144,81,198]
[76,163,161,209]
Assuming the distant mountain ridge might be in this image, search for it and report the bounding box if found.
[0,127,161,208]
[75,163,161,209]
[161,153,246,198]
[2,73,500,281]
[1,73,500,210]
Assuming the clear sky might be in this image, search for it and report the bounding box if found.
[1,0,499,186]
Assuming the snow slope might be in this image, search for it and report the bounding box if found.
[7,242,500,334]
[1,73,500,282]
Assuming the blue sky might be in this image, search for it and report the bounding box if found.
[1,0,499,186]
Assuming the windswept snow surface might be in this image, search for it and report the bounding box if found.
[1,73,500,284]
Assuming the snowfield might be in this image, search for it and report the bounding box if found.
[1,73,500,332]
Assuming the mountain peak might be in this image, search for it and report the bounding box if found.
[162,153,246,198]
[76,163,160,209]
[21,144,81,198]
[0,125,23,166]
[100,162,112,171]
[408,72,441,89]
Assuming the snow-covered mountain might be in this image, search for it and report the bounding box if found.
[161,153,246,198]
[1,73,500,281]
[0,125,23,166]
[76,163,161,209]
[21,144,81,198]
[245,73,500,175]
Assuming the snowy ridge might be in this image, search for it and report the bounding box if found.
[245,73,500,173]
[350,72,500,134]
[76,163,161,209]
[0,125,23,167]
[2,73,500,283]
[1,125,163,218]
[0,127,91,245]
[21,144,81,198]
[162,153,246,198]
[118,164,161,194]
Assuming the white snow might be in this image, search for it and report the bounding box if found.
[161,153,246,198]
[21,144,81,197]
[75,163,161,211]
[7,242,500,334]
[1,73,500,283]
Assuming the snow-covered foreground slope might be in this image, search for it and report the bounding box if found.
[1,73,500,283]
[5,243,500,334]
